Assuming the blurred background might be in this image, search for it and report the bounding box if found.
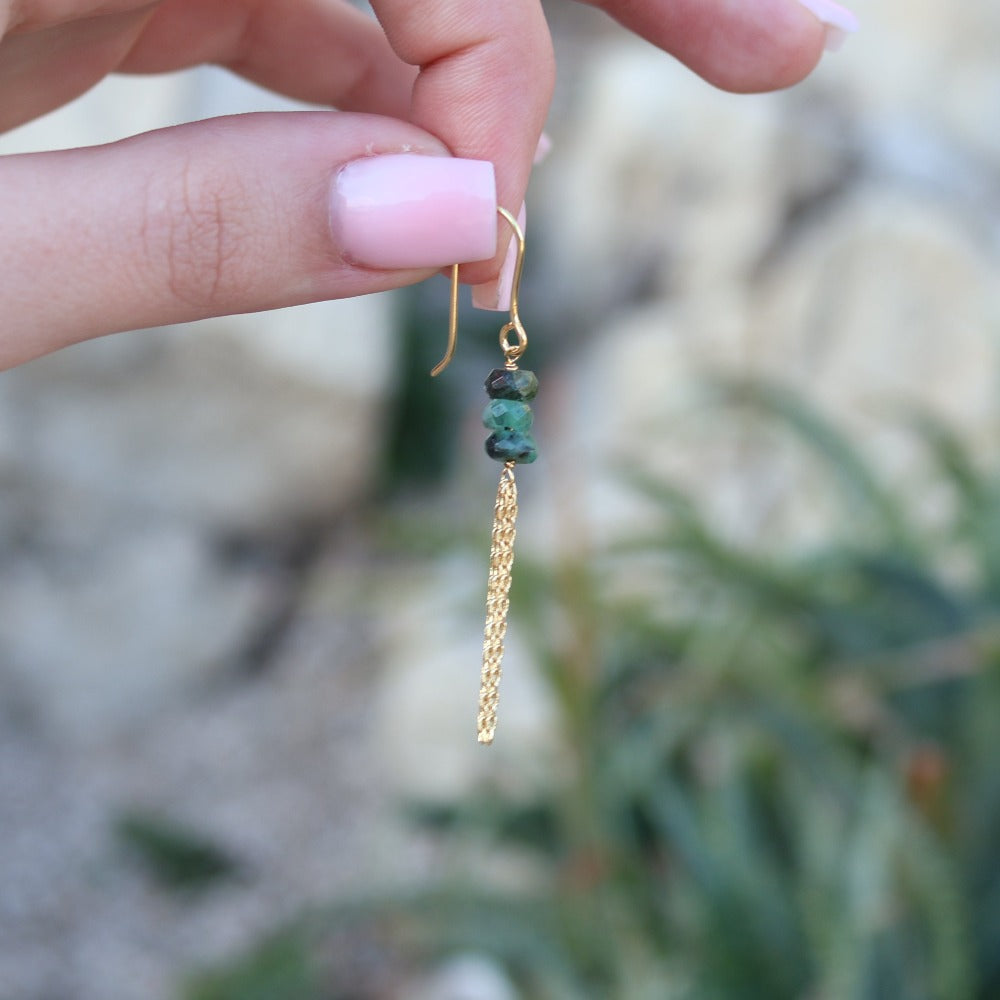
[3,0,1000,997]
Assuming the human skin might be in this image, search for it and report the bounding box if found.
[0,0,850,369]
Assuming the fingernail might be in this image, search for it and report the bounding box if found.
[534,132,553,165]
[472,202,526,312]
[331,154,497,269]
[794,0,859,50]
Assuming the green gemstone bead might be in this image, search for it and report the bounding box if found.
[485,368,538,401]
[485,430,538,464]
[483,398,533,433]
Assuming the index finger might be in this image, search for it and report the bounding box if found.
[370,0,555,285]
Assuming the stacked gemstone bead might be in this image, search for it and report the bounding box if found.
[483,367,538,464]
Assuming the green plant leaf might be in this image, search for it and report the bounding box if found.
[114,809,240,891]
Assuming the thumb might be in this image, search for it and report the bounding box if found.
[0,111,498,369]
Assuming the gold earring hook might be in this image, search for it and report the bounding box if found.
[429,264,461,377]
[430,206,526,377]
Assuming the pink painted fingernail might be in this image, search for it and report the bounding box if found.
[331,154,497,269]
[471,202,526,312]
[794,0,859,50]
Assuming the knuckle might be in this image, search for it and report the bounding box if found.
[141,159,249,311]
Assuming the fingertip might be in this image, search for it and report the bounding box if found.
[699,1,829,93]
[592,0,837,94]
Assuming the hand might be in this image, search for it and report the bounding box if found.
[0,0,854,369]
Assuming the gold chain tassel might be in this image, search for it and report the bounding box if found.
[478,461,518,744]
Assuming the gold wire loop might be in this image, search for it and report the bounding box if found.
[499,320,527,368]
[429,206,526,376]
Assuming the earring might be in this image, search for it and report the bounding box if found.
[431,207,537,745]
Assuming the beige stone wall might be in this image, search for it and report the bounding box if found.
[529,0,1000,548]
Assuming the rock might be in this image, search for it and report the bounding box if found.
[408,953,520,1000]
[752,188,1000,439]
[535,41,796,320]
[835,0,1000,161]
[550,174,1000,548]
[2,310,393,526]
[0,517,271,739]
